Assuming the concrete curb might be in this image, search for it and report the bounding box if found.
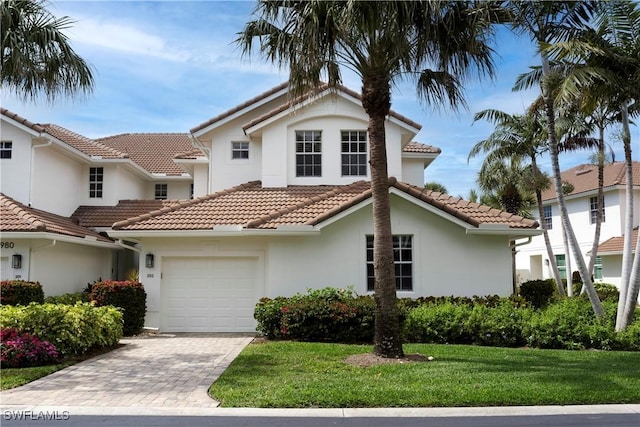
[1,404,638,418]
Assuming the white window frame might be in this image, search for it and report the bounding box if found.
[231,141,249,160]
[366,235,413,292]
[341,130,367,176]
[155,183,168,200]
[543,205,552,230]
[89,167,103,198]
[295,130,322,177]
[589,196,605,224]
[0,141,12,159]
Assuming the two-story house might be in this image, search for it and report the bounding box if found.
[515,162,640,290]
[2,83,541,332]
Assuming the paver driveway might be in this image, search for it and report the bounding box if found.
[0,333,254,408]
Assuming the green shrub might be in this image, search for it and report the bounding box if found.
[593,283,620,303]
[0,303,122,356]
[403,302,474,344]
[44,292,91,305]
[91,281,146,336]
[254,287,374,343]
[0,281,44,306]
[519,279,556,308]
[525,298,617,350]
[466,301,532,347]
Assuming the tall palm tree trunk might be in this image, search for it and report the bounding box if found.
[362,75,403,358]
[541,53,604,317]
[588,127,605,275]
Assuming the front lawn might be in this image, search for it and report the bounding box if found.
[209,341,640,407]
[0,362,73,390]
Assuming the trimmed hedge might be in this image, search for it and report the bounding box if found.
[44,292,91,305]
[0,280,44,306]
[0,302,123,356]
[91,281,146,336]
[519,279,556,308]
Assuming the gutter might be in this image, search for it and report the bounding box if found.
[116,239,141,253]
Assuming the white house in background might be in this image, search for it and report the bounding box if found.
[1,83,542,332]
[515,162,640,291]
[0,108,205,292]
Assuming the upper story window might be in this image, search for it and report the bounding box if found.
[543,205,552,230]
[366,235,413,292]
[231,141,249,159]
[590,196,605,224]
[155,183,168,200]
[295,130,322,177]
[341,131,367,176]
[89,167,103,198]
[0,141,12,159]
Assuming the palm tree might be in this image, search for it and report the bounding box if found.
[1,0,94,102]
[469,108,566,295]
[545,0,640,329]
[237,0,503,357]
[507,1,605,317]
[425,182,447,194]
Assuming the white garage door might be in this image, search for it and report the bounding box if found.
[161,257,259,332]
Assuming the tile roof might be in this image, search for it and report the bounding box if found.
[541,162,640,201]
[72,200,184,228]
[0,193,113,243]
[403,142,441,154]
[597,228,638,254]
[42,124,127,159]
[1,108,45,133]
[96,133,202,175]
[112,179,538,231]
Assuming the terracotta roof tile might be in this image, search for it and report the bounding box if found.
[403,142,441,154]
[174,149,207,160]
[72,200,184,228]
[42,124,127,159]
[96,133,196,175]
[541,162,640,201]
[1,108,46,133]
[0,193,113,242]
[112,179,538,231]
[597,228,638,254]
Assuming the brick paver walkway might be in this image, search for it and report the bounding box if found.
[0,333,254,408]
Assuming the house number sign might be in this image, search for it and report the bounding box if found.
[1,242,15,248]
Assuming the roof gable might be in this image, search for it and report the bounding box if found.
[0,193,113,243]
[1,108,46,134]
[111,179,538,232]
[43,124,127,159]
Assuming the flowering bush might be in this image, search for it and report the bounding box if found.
[0,280,44,305]
[1,328,60,368]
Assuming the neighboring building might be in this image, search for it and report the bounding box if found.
[1,84,541,332]
[515,162,640,291]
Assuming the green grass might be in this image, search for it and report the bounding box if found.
[0,362,74,390]
[209,341,640,408]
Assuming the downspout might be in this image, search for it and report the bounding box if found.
[190,132,212,195]
[510,236,533,295]
[29,137,52,207]
[28,240,57,282]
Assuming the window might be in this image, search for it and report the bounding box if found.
[231,141,249,159]
[555,254,566,280]
[155,183,167,200]
[295,130,322,177]
[0,141,12,159]
[341,131,367,176]
[366,235,413,292]
[190,183,194,199]
[590,196,605,224]
[593,256,603,280]
[89,167,103,198]
[543,205,552,230]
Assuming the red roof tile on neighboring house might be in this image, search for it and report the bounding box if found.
[43,124,127,159]
[1,108,46,133]
[403,142,441,154]
[541,162,640,201]
[112,179,538,231]
[96,133,197,175]
[72,200,184,228]
[597,228,638,254]
[0,194,113,242]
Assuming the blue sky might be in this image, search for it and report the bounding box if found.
[2,1,638,198]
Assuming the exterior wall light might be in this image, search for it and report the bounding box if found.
[12,254,22,269]
[145,253,155,269]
